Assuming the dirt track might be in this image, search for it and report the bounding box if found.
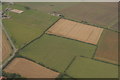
[2,31,12,61]
[4,58,60,78]
[47,19,103,44]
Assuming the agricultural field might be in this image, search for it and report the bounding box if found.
[17,2,79,13]
[66,57,118,78]
[59,2,118,31]
[95,30,118,64]
[2,2,118,79]
[17,2,118,31]
[19,34,96,72]
[3,4,59,48]
[4,58,59,78]
[2,31,12,62]
[47,19,103,45]
[61,75,74,80]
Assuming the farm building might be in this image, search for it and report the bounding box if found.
[10,9,24,14]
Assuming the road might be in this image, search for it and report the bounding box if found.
[1,23,17,69]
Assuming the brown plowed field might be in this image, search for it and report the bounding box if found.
[2,31,12,61]
[95,30,118,64]
[47,19,103,45]
[4,58,60,78]
[59,2,118,31]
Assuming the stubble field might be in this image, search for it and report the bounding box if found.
[4,58,59,78]
[47,19,103,45]
[2,31,12,62]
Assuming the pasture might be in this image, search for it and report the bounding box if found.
[95,30,118,64]
[19,34,96,72]
[2,31,12,62]
[47,19,103,45]
[3,4,59,48]
[4,58,59,78]
[66,57,118,78]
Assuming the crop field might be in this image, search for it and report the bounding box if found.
[66,57,118,78]
[17,2,118,31]
[4,58,59,78]
[95,30,118,64]
[47,19,103,45]
[2,31,12,62]
[59,2,118,31]
[19,34,96,72]
[3,4,59,48]
[2,3,118,78]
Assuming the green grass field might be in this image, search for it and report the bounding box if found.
[19,34,96,72]
[62,75,71,78]
[66,57,118,78]
[61,75,74,80]
[3,4,59,48]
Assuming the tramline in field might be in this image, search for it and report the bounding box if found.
[47,19,103,45]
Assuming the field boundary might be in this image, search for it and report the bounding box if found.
[3,16,61,70]
[92,29,119,66]
[16,53,77,79]
[61,56,76,79]
[3,17,61,71]
[2,24,17,69]
[62,17,119,33]
[4,53,61,78]
[62,56,119,79]
[91,46,98,59]
[92,58,118,66]
[16,55,60,73]
[64,56,76,73]
[16,17,61,53]
[46,33,97,47]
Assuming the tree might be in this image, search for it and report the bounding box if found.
[24,6,31,10]
[2,71,26,80]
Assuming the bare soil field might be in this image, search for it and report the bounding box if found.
[4,58,60,78]
[2,31,12,61]
[95,30,118,64]
[59,2,118,31]
[47,19,103,45]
